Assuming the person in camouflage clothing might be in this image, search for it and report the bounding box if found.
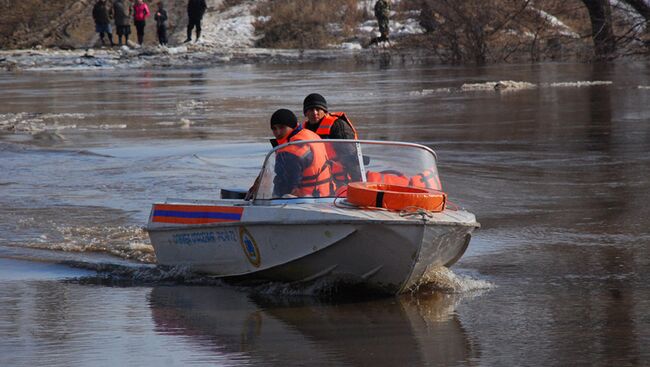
[374,0,390,41]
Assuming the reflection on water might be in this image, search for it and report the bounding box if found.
[150,285,479,366]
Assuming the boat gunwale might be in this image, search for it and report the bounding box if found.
[145,218,480,232]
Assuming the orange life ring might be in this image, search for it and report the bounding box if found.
[346,182,446,212]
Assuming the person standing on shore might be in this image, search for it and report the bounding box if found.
[374,0,391,42]
[154,2,168,46]
[185,0,207,43]
[133,0,150,46]
[92,0,114,47]
[113,0,132,46]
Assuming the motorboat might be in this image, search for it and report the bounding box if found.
[145,140,479,295]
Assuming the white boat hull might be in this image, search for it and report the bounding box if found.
[147,200,478,294]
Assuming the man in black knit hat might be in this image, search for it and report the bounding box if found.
[301,93,361,188]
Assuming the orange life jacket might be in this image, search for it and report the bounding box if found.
[277,127,332,197]
[409,169,442,190]
[303,112,358,186]
[303,112,358,140]
[366,170,410,186]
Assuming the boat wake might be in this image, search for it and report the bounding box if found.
[18,224,155,264]
[55,261,494,301]
[65,262,229,286]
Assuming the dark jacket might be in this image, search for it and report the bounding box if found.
[305,117,361,181]
[187,0,207,20]
[113,0,131,26]
[155,9,168,28]
[273,152,308,197]
[374,0,390,19]
[93,1,111,26]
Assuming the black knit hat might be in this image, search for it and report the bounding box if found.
[270,109,298,128]
[303,93,328,113]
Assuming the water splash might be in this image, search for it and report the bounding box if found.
[67,262,230,286]
[409,266,494,294]
[25,225,156,264]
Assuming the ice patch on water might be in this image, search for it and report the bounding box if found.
[176,99,210,115]
[155,121,178,126]
[409,266,494,294]
[461,80,537,91]
[411,80,616,96]
[338,42,363,50]
[83,124,127,129]
[638,85,650,89]
[155,119,199,128]
[547,80,612,87]
[409,88,453,96]
[179,118,193,128]
[0,112,87,133]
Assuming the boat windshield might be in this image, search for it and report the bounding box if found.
[252,140,441,201]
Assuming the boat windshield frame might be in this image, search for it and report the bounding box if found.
[251,139,439,203]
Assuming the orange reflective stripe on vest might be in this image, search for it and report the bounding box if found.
[302,112,358,187]
[302,112,358,140]
[366,170,410,186]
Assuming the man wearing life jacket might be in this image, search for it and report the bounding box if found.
[270,109,333,198]
[302,93,362,188]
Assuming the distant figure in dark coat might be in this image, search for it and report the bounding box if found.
[154,2,168,46]
[185,0,207,43]
[93,0,114,46]
[113,0,132,46]
[374,0,390,42]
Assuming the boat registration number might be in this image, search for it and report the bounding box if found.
[172,229,237,245]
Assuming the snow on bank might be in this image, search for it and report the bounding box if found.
[190,1,258,49]
[531,8,580,39]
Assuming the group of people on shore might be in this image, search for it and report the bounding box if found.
[92,0,391,49]
[92,0,207,48]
